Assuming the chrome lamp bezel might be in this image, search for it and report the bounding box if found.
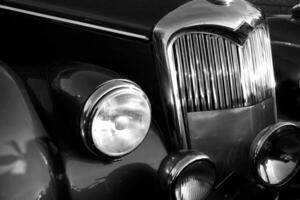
[250,122,300,188]
[80,79,151,158]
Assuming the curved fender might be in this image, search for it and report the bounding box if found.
[271,41,300,119]
[48,62,168,200]
[0,62,69,200]
[49,62,122,148]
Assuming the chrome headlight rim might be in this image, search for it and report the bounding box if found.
[159,150,216,200]
[250,122,300,188]
[80,79,151,158]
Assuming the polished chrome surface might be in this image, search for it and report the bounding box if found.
[154,0,262,43]
[80,79,151,157]
[0,4,149,40]
[154,0,269,149]
[292,4,300,18]
[170,153,210,182]
[158,150,215,198]
[170,25,275,112]
[208,0,234,6]
[250,122,300,187]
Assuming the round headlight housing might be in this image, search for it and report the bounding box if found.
[174,160,215,200]
[81,79,151,157]
[159,151,215,200]
[250,122,300,187]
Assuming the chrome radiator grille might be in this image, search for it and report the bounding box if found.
[169,26,275,112]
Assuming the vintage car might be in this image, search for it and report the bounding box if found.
[0,0,299,199]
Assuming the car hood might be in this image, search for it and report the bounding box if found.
[2,0,190,39]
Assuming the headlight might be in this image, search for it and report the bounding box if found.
[81,79,151,157]
[159,151,215,200]
[250,122,300,187]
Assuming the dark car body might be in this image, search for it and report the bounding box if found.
[0,0,299,199]
[268,10,300,122]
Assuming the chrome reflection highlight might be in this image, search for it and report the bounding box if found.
[0,5,149,40]
[208,0,234,6]
[292,4,300,19]
[169,25,275,112]
[81,79,151,157]
[250,122,300,187]
[159,151,215,200]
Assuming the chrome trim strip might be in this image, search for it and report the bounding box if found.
[170,152,211,182]
[272,41,300,49]
[0,4,149,40]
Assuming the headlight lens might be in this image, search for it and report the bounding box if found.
[81,79,151,157]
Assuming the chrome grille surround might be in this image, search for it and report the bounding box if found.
[168,25,275,113]
[153,0,273,149]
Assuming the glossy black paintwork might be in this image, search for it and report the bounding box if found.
[267,14,300,195]
[0,9,174,150]
[0,9,172,199]
[0,61,169,200]
[50,63,122,146]
[268,15,300,45]
[292,4,300,19]
[65,122,167,200]
[271,42,300,120]
[268,15,300,120]
[0,37,169,200]
[0,62,69,200]
[48,65,169,200]
[2,0,190,38]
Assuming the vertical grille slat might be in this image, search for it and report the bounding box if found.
[187,34,201,111]
[180,37,195,111]
[193,34,207,111]
[171,26,275,112]
[231,43,244,107]
[199,34,213,110]
[224,40,237,108]
[174,41,188,114]
[213,36,226,109]
[219,38,232,108]
[206,35,220,110]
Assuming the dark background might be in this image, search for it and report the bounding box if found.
[248,0,299,15]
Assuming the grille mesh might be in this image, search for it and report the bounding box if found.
[170,26,275,112]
